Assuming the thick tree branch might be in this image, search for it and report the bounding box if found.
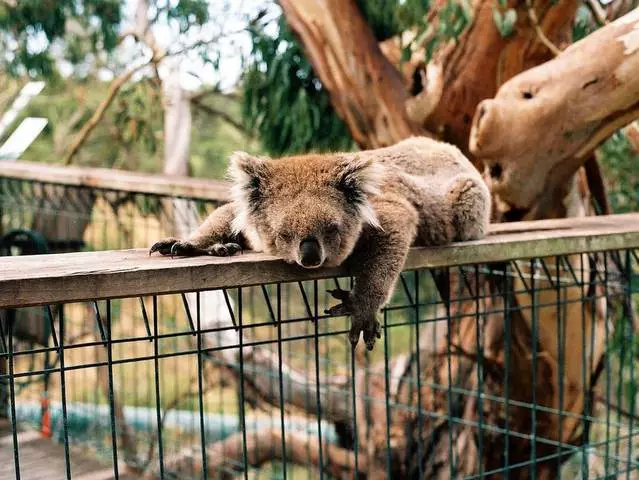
[217,346,352,424]
[280,0,578,160]
[426,0,578,156]
[525,0,562,56]
[158,428,362,479]
[469,9,639,214]
[277,0,423,148]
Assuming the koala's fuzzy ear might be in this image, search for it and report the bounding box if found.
[229,151,268,186]
[334,155,384,228]
[228,151,270,233]
[335,155,383,200]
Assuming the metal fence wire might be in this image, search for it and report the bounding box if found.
[1,170,639,479]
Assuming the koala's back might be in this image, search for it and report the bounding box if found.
[361,136,480,182]
[361,136,490,244]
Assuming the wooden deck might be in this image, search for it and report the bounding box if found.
[0,419,137,480]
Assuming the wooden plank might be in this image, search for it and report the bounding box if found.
[0,160,231,202]
[0,429,41,447]
[0,420,131,480]
[1,213,639,309]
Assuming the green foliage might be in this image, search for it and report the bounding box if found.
[572,3,597,41]
[0,0,123,78]
[242,18,354,156]
[153,0,210,34]
[598,131,639,213]
[0,76,255,179]
[242,0,434,156]
[492,6,517,38]
[113,80,162,155]
[421,0,472,61]
[356,0,430,41]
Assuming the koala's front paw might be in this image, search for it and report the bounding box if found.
[150,238,243,258]
[149,238,209,257]
[208,243,243,257]
[325,289,382,350]
[149,237,180,256]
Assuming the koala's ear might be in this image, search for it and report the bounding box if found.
[334,155,383,204]
[228,151,270,208]
[334,155,384,229]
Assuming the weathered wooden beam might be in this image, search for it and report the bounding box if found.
[1,213,639,309]
[0,160,231,202]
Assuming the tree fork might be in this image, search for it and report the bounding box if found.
[279,0,579,158]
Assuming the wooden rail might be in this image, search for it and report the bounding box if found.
[1,213,639,309]
[0,160,231,202]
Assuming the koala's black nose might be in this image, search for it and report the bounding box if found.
[299,237,322,268]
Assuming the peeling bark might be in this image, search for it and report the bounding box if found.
[277,0,422,148]
[424,0,578,157]
[280,0,579,161]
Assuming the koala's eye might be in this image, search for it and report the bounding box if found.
[325,222,340,235]
[278,231,294,242]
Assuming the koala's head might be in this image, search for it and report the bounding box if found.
[229,151,383,269]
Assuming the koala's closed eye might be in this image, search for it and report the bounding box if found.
[325,222,341,235]
[278,231,294,242]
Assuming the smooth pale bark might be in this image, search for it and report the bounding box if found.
[470,9,639,217]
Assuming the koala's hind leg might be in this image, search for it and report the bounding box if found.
[446,175,491,242]
[149,203,244,257]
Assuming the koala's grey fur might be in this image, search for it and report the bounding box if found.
[150,136,491,350]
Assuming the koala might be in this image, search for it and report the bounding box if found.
[150,136,491,350]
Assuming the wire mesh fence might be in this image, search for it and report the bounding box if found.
[1,165,639,479]
[0,174,221,252]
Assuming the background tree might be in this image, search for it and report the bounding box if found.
[0,0,261,175]
[0,1,262,469]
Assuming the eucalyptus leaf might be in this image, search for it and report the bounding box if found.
[501,9,518,37]
[492,7,504,34]
[493,6,517,37]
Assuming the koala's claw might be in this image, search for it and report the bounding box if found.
[350,317,382,351]
[348,313,382,350]
[325,302,351,317]
[325,289,382,350]
[210,243,242,257]
[327,288,351,302]
[149,237,180,256]
[325,288,353,316]
[150,238,243,258]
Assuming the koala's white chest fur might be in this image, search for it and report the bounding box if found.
[242,224,264,252]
